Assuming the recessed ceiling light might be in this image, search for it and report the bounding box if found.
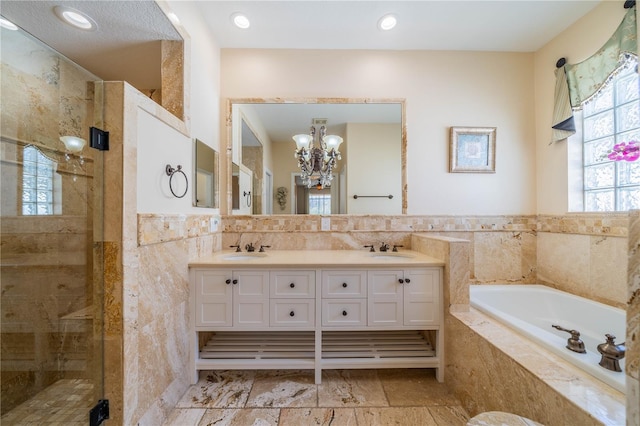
[231,12,250,29]
[54,6,97,31]
[0,17,18,31]
[378,14,397,31]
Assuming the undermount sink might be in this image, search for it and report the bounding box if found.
[369,252,415,259]
[221,253,268,260]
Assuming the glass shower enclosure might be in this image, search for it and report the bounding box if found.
[0,20,105,425]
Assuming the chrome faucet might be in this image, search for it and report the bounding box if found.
[552,325,586,353]
[597,334,625,372]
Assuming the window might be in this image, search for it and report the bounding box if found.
[582,61,640,211]
[308,192,331,215]
[22,145,55,215]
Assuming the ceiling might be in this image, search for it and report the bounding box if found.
[196,1,601,52]
[239,102,402,145]
[1,1,603,144]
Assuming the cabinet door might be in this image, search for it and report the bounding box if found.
[234,270,269,327]
[194,269,232,327]
[403,268,441,326]
[368,270,403,326]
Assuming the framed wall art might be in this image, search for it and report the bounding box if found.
[449,126,496,173]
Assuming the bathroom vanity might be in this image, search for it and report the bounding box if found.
[189,250,444,384]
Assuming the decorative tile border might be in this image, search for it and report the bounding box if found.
[537,213,629,237]
[221,215,538,233]
[137,214,221,246]
[138,213,630,246]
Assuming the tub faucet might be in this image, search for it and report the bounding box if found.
[597,334,625,372]
[552,325,586,353]
[379,242,389,252]
[245,243,255,252]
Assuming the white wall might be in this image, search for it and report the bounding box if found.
[220,49,536,215]
[135,1,221,214]
[534,1,628,214]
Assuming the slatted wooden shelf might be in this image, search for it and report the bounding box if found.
[322,330,435,358]
[200,331,316,360]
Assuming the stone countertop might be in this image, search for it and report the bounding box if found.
[189,250,444,268]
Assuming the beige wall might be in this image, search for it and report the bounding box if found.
[533,1,628,214]
[346,123,402,214]
[220,49,537,215]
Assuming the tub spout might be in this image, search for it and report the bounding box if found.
[552,324,586,354]
[597,334,625,372]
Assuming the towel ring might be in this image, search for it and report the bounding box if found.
[165,164,188,198]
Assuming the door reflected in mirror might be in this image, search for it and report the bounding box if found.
[226,98,406,215]
[193,139,218,208]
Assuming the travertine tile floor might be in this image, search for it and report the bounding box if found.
[0,379,94,425]
[165,369,470,425]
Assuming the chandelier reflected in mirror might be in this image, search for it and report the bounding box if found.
[292,120,343,189]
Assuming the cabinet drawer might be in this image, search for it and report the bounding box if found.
[322,299,367,327]
[322,270,367,298]
[270,299,315,327]
[271,270,315,298]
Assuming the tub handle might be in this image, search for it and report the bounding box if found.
[552,324,586,354]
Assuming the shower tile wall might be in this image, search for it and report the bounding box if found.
[0,27,99,416]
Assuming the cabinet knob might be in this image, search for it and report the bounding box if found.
[405,278,411,283]
[232,279,238,285]
[290,283,295,288]
[398,279,404,284]
[289,311,295,317]
[225,279,231,285]
[342,283,348,288]
[342,310,347,316]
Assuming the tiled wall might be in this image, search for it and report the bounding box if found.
[130,212,635,424]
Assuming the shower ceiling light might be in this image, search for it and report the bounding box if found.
[231,12,250,29]
[54,6,97,31]
[0,17,18,31]
[378,14,397,31]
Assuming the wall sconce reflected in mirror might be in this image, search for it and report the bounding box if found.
[60,135,86,181]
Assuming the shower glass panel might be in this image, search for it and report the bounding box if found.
[0,21,105,424]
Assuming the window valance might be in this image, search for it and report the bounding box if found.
[551,6,637,144]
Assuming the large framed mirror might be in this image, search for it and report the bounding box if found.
[193,139,219,208]
[225,98,406,215]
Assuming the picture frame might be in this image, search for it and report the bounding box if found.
[449,126,496,173]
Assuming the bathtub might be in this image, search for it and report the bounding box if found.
[469,284,626,393]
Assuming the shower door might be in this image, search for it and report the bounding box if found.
[0,21,106,425]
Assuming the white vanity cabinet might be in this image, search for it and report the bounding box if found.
[368,269,440,327]
[193,269,269,327]
[189,251,444,385]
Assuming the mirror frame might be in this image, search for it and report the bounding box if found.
[224,97,407,215]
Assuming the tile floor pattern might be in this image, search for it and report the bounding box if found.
[0,379,94,425]
[165,369,470,425]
